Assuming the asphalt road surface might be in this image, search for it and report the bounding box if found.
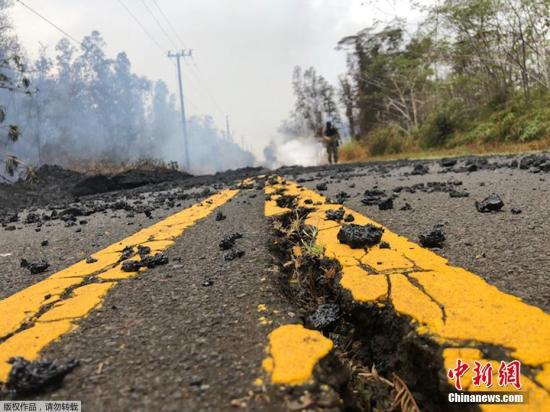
[0,154,549,411]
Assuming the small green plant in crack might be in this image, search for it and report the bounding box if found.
[300,226,325,259]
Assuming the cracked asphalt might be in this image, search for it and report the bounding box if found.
[0,154,548,411]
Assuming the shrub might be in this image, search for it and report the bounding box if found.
[421,100,467,148]
[368,126,404,156]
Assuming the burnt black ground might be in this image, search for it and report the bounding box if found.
[0,153,549,410]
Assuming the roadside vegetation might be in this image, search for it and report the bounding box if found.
[285,0,550,160]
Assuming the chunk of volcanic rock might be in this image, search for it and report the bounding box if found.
[316,182,328,191]
[419,226,446,248]
[411,163,429,175]
[378,197,394,210]
[325,207,345,221]
[20,259,49,275]
[361,189,386,206]
[215,211,226,221]
[140,252,169,268]
[337,224,384,248]
[475,194,504,213]
[121,260,142,273]
[219,233,243,250]
[6,357,79,395]
[440,158,457,168]
[224,249,245,261]
[308,304,340,330]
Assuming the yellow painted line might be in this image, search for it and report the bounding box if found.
[265,178,550,410]
[262,324,333,385]
[0,189,239,382]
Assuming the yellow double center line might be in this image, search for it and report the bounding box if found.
[262,178,549,411]
[0,189,239,382]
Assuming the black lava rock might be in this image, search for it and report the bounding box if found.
[337,224,384,248]
[378,197,394,210]
[476,194,504,213]
[85,256,97,264]
[332,191,350,204]
[326,207,345,221]
[137,245,151,257]
[362,189,386,206]
[419,226,446,248]
[316,183,327,191]
[141,252,169,268]
[20,259,50,275]
[121,260,142,272]
[215,211,226,221]
[344,214,355,222]
[224,249,245,261]
[219,233,243,250]
[511,208,522,215]
[379,241,391,249]
[411,164,429,175]
[120,246,134,261]
[308,304,340,330]
[440,158,457,168]
[6,357,78,395]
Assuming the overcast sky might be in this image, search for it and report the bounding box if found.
[11,0,420,158]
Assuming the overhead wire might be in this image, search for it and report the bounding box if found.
[139,0,179,49]
[151,0,187,48]
[116,0,166,55]
[14,0,82,47]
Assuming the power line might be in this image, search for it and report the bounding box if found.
[140,0,178,49]
[14,0,82,47]
[151,0,187,48]
[116,0,166,54]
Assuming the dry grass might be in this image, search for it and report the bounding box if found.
[340,135,550,164]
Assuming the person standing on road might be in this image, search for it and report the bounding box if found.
[323,121,341,164]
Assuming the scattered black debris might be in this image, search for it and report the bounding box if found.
[121,260,142,272]
[308,304,340,330]
[511,208,523,215]
[316,182,327,191]
[6,357,79,396]
[400,203,413,211]
[337,224,384,248]
[440,158,457,168]
[219,233,243,250]
[361,189,386,206]
[379,241,391,249]
[331,191,350,204]
[419,226,446,248]
[215,211,226,221]
[411,163,429,175]
[25,213,41,224]
[20,259,50,275]
[141,252,169,268]
[378,197,394,210]
[476,194,504,213]
[120,246,134,261]
[85,256,97,264]
[202,279,214,287]
[344,214,355,222]
[5,225,16,231]
[137,245,151,257]
[41,240,49,247]
[325,207,345,221]
[224,249,245,261]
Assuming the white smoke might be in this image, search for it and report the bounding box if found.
[265,136,326,169]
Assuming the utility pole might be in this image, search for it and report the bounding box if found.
[168,49,192,169]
